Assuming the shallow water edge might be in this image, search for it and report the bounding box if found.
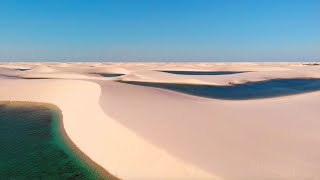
[0,101,117,179]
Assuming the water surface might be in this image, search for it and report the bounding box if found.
[160,70,247,75]
[14,68,31,71]
[0,102,110,179]
[96,73,124,77]
[120,78,320,100]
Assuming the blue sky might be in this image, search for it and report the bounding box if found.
[0,0,319,61]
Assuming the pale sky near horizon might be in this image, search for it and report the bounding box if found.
[0,0,319,62]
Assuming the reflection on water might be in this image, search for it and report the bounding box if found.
[0,102,109,179]
[160,71,248,75]
[120,78,320,100]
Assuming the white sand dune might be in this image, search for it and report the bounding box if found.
[91,67,130,74]
[0,62,320,179]
[0,67,22,76]
[0,78,215,179]
[120,66,320,86]
[29,65,57,73]
[21,72,96,80]
[100,80,320,179]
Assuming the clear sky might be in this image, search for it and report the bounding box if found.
[0,0,319,62]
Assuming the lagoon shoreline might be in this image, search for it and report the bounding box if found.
[50,102,117,179]
[0,101,115,179]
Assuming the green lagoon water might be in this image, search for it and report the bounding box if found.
[0,102,109,179]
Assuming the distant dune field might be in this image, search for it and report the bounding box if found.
[0,62,320,179]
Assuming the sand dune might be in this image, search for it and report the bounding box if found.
[91,67,130,74]
[100,80,320,179]
[0,62,320,179]
[120,66,320,86]
[0,78,215,179]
